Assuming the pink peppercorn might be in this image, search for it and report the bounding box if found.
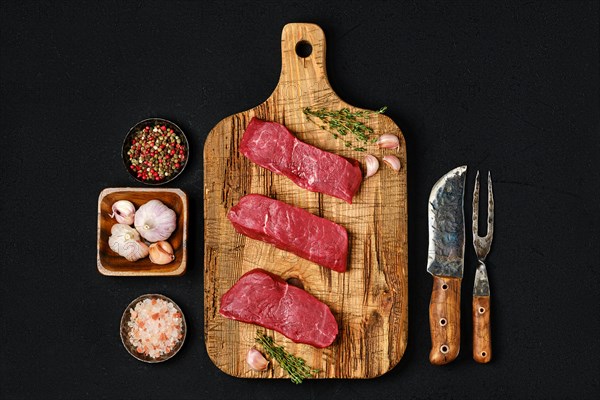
[126,121,187,183]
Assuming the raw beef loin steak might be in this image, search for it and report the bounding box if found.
[240,117,363,203]
[219,268,338,348]
[227,194,348,272]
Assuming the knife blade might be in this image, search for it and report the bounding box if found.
[427,165,467,365]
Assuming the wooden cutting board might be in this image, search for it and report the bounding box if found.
[203,23,408,379]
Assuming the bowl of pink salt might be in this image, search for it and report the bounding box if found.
[120,294,186,363]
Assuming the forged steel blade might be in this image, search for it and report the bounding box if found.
[427,166,467,278]
[473,263,490,296]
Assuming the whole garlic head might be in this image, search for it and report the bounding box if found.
[134,200,177,242]
[108,224,149,261]
[109,200,136,225]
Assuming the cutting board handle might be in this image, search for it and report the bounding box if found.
[275,23,333,100]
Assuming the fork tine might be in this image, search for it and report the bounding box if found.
[472,170,480,237]
[486,171,494,240]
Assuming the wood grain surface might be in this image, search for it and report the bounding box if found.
[203,23,408,379]
[428,276,461,365]
[97,187,188,276]
[473,295,492,363]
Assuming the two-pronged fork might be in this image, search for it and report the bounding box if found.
[472,171,494,363]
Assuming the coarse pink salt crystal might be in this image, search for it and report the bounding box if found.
[127,297,183,359]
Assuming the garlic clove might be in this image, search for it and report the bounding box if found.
[134,200,177,242]
[364,154,380,179]
[246,348,269,371]
[376,134,400,150]
[383,155,401,172]
[108,224,148,261]
[148,241,175,265]
[110,200,136,225]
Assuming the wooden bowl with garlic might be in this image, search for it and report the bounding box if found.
[97,187,188,276]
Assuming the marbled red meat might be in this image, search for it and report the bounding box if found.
[219,269,338,348]
[227,194,348,272]
[240,117,362,203]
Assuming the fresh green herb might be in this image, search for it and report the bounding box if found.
[255,331,320,384]
[302,106,387,151]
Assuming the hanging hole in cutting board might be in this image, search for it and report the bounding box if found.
[295,40,312,58]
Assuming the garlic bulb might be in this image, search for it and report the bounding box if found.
[364,154,379,179]
[108,224,149,261]
[134,200,177,242]
[383,155,401,172]
[148,241,175,265]
[109,200,136,225]
[246,348,269,371]
[376,134,400,150]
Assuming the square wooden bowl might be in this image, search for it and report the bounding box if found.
[97,187,188,276]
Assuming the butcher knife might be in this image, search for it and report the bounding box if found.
[427,166,467,365]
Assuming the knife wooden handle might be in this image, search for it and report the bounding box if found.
[473,296,492,363]
[429,276,461,365]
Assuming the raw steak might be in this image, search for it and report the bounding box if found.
[219,268,338,348]
[227,194,348,272]
[240,117,363,203]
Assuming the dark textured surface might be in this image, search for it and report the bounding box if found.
[1,1,598,399]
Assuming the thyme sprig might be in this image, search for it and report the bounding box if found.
[255,331,320,384]
[302,106,387,151]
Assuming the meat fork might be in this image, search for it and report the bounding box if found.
[472,171,494,363]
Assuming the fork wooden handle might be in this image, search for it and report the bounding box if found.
[473,295,492,363]
[429,276,461,365]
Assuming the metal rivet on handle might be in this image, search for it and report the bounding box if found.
[440,345,449,354]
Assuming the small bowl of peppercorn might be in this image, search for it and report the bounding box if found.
[122,118,189,185]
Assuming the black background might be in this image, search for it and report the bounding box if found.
[1,1,599,399]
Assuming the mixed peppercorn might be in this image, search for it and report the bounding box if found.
[126,123,187,183]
